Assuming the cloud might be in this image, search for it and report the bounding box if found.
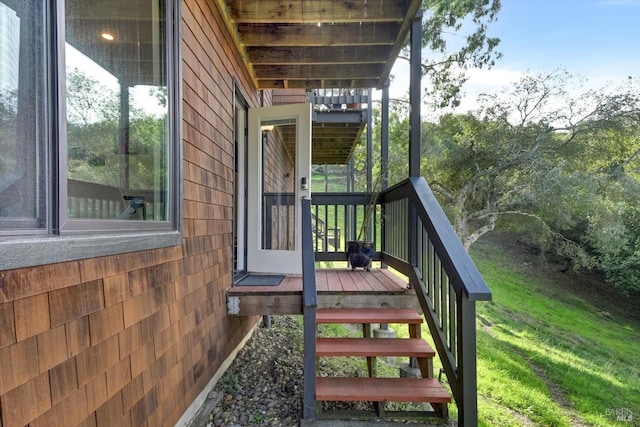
[464,68,524,87]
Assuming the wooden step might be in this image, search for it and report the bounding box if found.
[316,337,435,357]
[316,308,422,324]
[316,377,451,403]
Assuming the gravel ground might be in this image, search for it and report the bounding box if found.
[188,316,307,427]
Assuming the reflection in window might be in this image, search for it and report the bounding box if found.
[65,0,168,221]
[261,119,296,250]
[0,1,45,229]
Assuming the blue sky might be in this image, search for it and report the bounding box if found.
[390,0,640,109]
[490,0,640,82]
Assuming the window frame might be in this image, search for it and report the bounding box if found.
[0,0,48,234]
[0,0,182,271]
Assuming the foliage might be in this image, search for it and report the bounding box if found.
[351,101,411,191]
[419,71,640,292]
[66,69,168,190]
[66,68,120,125]
[0,89,17,176]
[398,0,503,108]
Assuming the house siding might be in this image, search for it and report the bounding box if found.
[0,0,263,425]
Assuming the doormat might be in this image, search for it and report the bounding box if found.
[235,274,285,286]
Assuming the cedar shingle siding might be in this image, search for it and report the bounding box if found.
[0,1,261,425]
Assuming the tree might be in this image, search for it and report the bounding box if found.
[398,0,503,108]
[349,99,413,194]
[66,69,168,190]
[0,89,18,176]
[421,71,640,291]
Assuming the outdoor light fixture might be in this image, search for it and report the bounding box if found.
[261,125,274,146]
[101,32,115,41]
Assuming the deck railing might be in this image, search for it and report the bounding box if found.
[382,177,491,426]
[308,88,369,111]
[309,178,491,425]
[311,192,382,262]
[67,179,164,220]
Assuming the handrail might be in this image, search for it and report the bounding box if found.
[380,177,492,426]
[301,198,317,420]
[307,179,490,425]
[383,177,492,301]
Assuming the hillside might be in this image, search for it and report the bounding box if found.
[470,233,640,426]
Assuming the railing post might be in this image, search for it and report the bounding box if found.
[409,10,423,178]
[380,81,390,268]
[381,80,390,189]
[301,199,317,420]
[367,87,373,193]
[408,203,418,291]
[458,294,478,426]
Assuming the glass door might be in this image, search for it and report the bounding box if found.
[246,103,312,274]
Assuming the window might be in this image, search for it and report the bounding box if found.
[0,1,45,231]
[0,0,181,268]
[62,0,173,231]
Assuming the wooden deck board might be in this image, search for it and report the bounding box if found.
[316,377,451,403]
[227,268,418,315]
[325,269,341,292]
[350,270,375,292]
[227,268,409,295]
[317,308,423,324]
[337,269,359,292]
[317,337,435,357]
[316,270,329,291]
[374,269,410,292]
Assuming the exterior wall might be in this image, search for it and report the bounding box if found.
[0,0,262,426]
[272,89,307,106]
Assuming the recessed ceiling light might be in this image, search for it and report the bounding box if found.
[101,32,115,41]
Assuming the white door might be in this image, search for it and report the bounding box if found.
[246,103,312,274]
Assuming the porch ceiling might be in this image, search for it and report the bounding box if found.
[312,111,367,164]
[221,0,422,90]
[278,120,364,165]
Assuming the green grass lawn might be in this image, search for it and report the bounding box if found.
[470,236,640,426]
[312,233,639,425]
[381,235,639,426]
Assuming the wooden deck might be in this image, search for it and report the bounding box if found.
[227,268,419,316]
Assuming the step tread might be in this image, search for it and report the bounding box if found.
[316,308,422,324]
[316,377,451,403]
[316,337,435,357]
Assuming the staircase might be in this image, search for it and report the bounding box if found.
[314,307,451,422]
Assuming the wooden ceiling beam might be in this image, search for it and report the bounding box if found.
[237,23,400,47]
[228,0,409,23]
[254,64,382,80]
[247,46,391,65]
[256,79,380,89]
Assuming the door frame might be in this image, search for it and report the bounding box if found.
[232,83,249,281]
[246,102,312,274]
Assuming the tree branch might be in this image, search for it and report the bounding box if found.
[612,145,640,175]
